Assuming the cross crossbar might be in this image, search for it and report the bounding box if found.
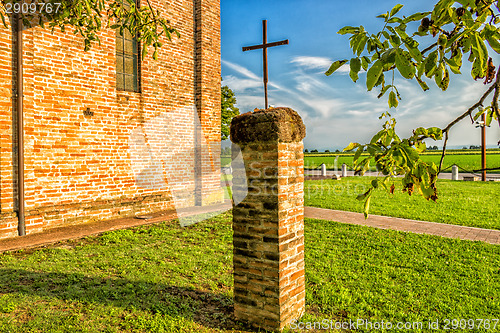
[242,40,289,52]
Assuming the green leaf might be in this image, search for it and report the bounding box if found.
[395,48,415,79]
[431,0,454,23]
[361,56,370,71]
[471,57,485,79]
[404,12,431,23]
[471,32,487,69]
[384,129,396,146]
[415,142,426,153]
[414,127,428,136]
[461,35,471,53]
[353,146,364,163]
[389,90,398,108]
[388,17,404,24]
[338,26,359,35]
[427,127,443,140]
[363,195,371,219]
[366,60,383,91]
[424,51,438,78]
[350,57,362,82]
[370,129,386,144]
[344,142,361,152]
[356,189,372,201]
[350,33,362,49]
[404,38,423,62]
[390,4,404,17]
[420,184,434,200]
[486,109,493,126]
[377,85,393,98]
[486,34,500,54]
[388,34,400,48]
[437,65,449,90]
[473,106,486,121]
[375,71,386,88]
[395,25,409,40]
[415,76,430,91]
[381,48,397,66]
[355,35,369,56]
[325,60,348,76]
[445,61,461,75]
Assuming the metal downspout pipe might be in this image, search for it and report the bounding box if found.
[16,14,25,236]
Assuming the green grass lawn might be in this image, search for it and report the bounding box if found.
[1,213,499,332]
[302,218,500,333]
[305,177,500,230]
[0,214,238,333]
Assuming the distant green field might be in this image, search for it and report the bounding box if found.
[303,150,500,173]
[221,149,500,173]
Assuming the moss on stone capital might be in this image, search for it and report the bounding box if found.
[230,107,306,144]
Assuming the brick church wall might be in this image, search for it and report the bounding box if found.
[0,0,222,239]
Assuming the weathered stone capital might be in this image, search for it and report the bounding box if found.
[230,107,306,144]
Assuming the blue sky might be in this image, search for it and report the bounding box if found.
[221,0,500,150]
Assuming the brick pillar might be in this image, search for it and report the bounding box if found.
[230,107,306,331]
[194,0,222,206]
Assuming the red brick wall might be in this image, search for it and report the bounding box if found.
[0,0,222,239]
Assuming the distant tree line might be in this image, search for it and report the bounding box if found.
[305,149,355,153]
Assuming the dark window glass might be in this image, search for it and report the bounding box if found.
[116,0,140,92]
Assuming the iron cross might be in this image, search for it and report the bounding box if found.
[242,20,289,109]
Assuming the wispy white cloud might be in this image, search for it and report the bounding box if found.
[290,56,332,70]
[222,60,291,94]
[223,75,261,92]
[234,95,265,112]
[290,55,352,75]
[222,60,260,80]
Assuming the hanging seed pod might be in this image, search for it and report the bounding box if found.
[421,17,431,29]
[484,58,496,84]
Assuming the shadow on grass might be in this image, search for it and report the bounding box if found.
[0,268,255,332]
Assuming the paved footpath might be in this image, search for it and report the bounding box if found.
[305,206,500,245]
[1,202,498,253]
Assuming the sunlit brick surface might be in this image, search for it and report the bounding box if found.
[231,108,306,331]
[0,0,222,239]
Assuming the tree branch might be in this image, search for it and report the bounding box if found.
[492,66,500,128]
[442,83,496,133]
[145,0,158,21]
[439,131,449,172]
[438,81,497,172]
[421,42,437,56]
